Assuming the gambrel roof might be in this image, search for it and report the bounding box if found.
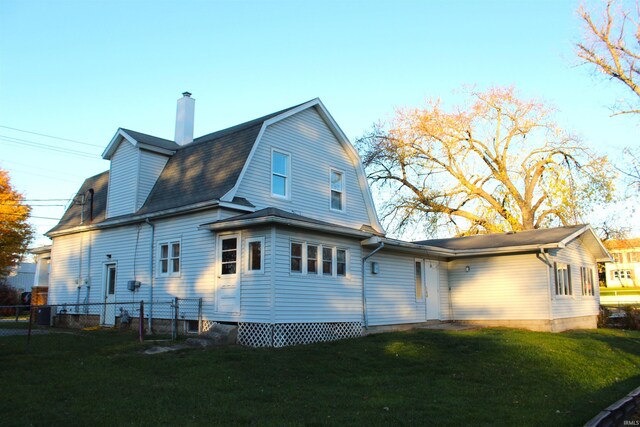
[48,99,383,236]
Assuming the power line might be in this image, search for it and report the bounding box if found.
[0,124,103,148]
[0,212,60,220]
[0,134,98,158]
[0,159,87,180]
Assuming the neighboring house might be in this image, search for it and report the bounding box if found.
[3,262,36,292]
[603,238,640,287]
[46,94,612,345]
[30,245,52,288]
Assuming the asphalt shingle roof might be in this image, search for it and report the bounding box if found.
[120,128,180,151]
[49,101,310,233]
[48,170,110,233]
[413,225,587,251]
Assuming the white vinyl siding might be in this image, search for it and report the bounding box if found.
[106,141,139,218]
[273,229,362,323]
[447,254,549,321]
[235,107,373,229]
[136,150,169,210]
[549,239,600,319]
[364,251,429,326]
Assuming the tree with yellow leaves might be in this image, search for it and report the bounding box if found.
[357,87,616,237]
[0,168,33,276]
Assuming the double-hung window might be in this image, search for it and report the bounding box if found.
[247,237,264,273]
[159,241,180,276]
[336,249,347,276]
[580,266,594,296]
[322,247,333,276]
[291,242,303,273]
[330,169,344,211]
[272,150,290,198]
[555,262,572,296]
[307,245,318,274]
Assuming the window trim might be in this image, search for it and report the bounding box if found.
[157,239,181,278]
[336,248,347,277]
[246,237,265,274]
[329,168,346,212]
[271,148,291,200]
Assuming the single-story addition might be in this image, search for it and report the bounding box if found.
[45,93,612,346]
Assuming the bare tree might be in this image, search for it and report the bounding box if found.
[577,0,640,116]
[357,87,616,237]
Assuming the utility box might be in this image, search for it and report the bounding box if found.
[36,306,52,326]
[127,280,141,291]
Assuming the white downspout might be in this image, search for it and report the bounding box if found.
[540,248,553,325]
[146,219,155,332]
[362,242,384,329]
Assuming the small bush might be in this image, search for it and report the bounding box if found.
[0,284,19,316]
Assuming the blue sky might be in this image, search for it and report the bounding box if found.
[1,0,638,245]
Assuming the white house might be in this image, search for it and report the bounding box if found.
[604,238,640,287]
[46,94,612,346]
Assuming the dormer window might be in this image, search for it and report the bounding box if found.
[330,169,344,211]
[272,149,290,198]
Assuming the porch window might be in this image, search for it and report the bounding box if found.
[336,249,347,276]
[322,247,333,276]
[291,242,302,273]
[554,262,572,296]
[580,266,594,297]
[247,237,264,273]
[159,240,180,276]
[307,244,318,274]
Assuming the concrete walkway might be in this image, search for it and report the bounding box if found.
[417,323,482,331]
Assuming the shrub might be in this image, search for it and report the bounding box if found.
[0,284,19,316]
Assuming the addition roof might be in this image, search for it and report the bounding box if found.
[199,207,378,238]
[413,225,587,251]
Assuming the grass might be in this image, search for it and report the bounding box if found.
[0,327,639,426]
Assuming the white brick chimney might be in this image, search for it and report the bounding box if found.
[174,92,195,145]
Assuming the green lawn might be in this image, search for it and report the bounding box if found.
[1,327,639,426]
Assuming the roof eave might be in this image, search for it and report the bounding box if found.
[47,199,255,238]
[199,215,372,238]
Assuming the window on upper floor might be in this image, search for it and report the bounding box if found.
[330,169,344,211]
[613,252,624,263]
[554,262,572,296]
[580,266,595,297]
[159,240,180,276]
[629,252,640,263]
[272,150,290,198]
[612,269,633,280]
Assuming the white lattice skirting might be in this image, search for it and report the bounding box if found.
[237,322,363,348]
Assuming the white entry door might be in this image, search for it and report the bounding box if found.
[102,263,117,325]
[425,261,440,320]
[216,234,241,313]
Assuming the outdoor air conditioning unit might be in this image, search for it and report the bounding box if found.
[127,280,141,291]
